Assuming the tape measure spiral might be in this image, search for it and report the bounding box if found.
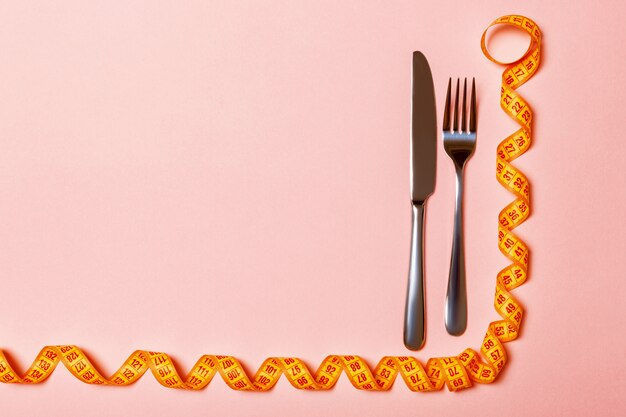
[0,15,540,392]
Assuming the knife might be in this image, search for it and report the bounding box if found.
[404,51,437,351]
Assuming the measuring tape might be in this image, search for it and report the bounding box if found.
[0,15,540,392]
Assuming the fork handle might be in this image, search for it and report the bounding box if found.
[404,203,426,350]
[445,165,468,335]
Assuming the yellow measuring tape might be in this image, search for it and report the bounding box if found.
[0,15,540,392]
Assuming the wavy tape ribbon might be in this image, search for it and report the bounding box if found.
[0,15,540,392]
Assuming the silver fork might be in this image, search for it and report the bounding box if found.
[442,77,476,336]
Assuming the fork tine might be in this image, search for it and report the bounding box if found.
[443,78,451,131]
[461,78,467,132]
[469,77,476,133]
[453,78,459,132]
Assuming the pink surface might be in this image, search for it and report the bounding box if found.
[0,1,624,416]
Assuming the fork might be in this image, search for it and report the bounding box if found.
[443,77,476,336]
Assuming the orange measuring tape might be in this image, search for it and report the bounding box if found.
[0,15,540,392]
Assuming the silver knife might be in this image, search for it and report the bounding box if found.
[404,51,437,351]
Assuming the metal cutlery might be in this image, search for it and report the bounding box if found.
[442,77,477,336]
[403,51,437,351]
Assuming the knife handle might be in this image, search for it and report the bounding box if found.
[404,203,426,350]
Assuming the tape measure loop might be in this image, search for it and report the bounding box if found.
[0,15,540,393]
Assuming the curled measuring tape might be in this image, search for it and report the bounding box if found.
[0,15,540,392]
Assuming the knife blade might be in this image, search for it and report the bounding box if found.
[404,51,436,351]
[410,51,437,203]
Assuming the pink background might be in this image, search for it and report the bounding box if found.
[0,1,624,416]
